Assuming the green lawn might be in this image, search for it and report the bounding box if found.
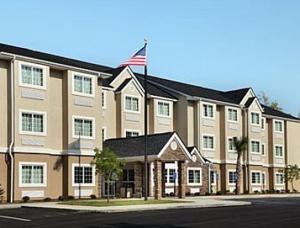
[61,199,188,207]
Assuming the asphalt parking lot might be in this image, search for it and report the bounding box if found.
[0,197,300,228]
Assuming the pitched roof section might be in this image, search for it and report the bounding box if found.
[222,88,251,104]
[115,78,132,92]
[104,132,174,158]
[244,97,256,108]
[262,104,299,120]
[0,43,112,73]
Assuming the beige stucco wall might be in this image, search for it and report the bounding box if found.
[173,95,189,144]
[151,98,174,134]
[0,154,7,201]
[0,60,8,150]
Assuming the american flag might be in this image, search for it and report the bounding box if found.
[119,45,147,67]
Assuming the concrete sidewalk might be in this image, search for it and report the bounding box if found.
[20,198,251,213]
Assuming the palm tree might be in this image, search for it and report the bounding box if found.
[233,137,248,195]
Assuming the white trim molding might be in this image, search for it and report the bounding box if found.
[71,71,96,98]
[72,115,96,140]
[19,109,47,136]
[19,162,47,188]
[187,167,202,186]
[71,163,96,187]
[124,94,141,114]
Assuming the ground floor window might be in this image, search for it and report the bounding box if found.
[187,168,202,185]
[72,164,95,186]
[228,171,237,184]
[103,181,116,197]
[275,172,284,185]
[210,171,216,185]
[165,168,176,184]
[19,162,46,187]
[251,172,261,184]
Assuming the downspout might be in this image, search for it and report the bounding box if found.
[208,163,211,194]
[8,55,16,203]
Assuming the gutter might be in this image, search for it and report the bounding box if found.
[7,54,16,203]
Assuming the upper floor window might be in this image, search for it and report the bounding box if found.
[20,64,45,89]
[251,141,260,154]
[188,168,202,185]
[202,135,214,150]
[102,127,107,142]
[125,130,139,138]
[261,143,265,156]
[203,103,214,118]
[157,101,170,117]
[251,112,260,125]
[20,110,46,136]
[275,145,284,157]
[101,91,106,109]
[73,74,94,96]
[251,172,261,184]
[20,162,46,187]
[228,108,238,122]
[228,137,237,152]
[274,120,284,133]
[125,96,139,112]
[73,116,95,139]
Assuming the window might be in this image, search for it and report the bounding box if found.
[275,172,284,185]
[251,172,261,184]
[73,74,93,96]
[210,171,216,185]
[164,168,176,184]
[123,169,134,182]
[228,171,237,184]
[202,135,214,150]
[157,101,170,117]
[274,120,283,133]
[262,173,266,186]
[125,96,139,112]
[203,103,214,118]
[125,130,139,138]
[228,108,238,122]
[102,127,107,142]
[251,112,260,125]
[188,168,202,185]
[251,141,260,154]
[101,91,106,108]
[20,163,46,187]
[261,118,265,130]
[73,164,94,186]
[20,64,45,88]
[73,116,94,139]
[20,111,46,135]
[228,138,237,152]
[261,144,265,156]
[275,145,284,157]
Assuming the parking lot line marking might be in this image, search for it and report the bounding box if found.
[0,215,31,222]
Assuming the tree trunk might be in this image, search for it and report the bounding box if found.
[106,179,110,203]
[235,153,242,195]
[291,180,294,192]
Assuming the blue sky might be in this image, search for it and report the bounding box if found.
[1,0,300,115]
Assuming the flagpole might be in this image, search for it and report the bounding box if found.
[144,39,148,201]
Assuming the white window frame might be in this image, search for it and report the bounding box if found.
[187,168,202,186]
[250,111,261,126]
[228,170,237,186]
[124,129,140,138]
[19,61,47,90]
[164,163,178,186]
[261,117,266,130]
[227,137,237,153]
[251,171,262,185]
[72,163,96,187]
[275,172,285,185]
[274,120,284,133]
[156,100,172,118]
[274,144,284,158]
[227,107,238,122]
[19,109,47,136]
[102,126,107,142]
[72,115,96,140]
[251,140,261,154]
[124,95,140,113]
[72,72,95,97]
[202,102,215,119]
[101,90,107,109]
[19,162,47,187]
[202,134,215,151]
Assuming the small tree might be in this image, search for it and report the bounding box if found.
[233,137,248,195]
[282,165,300,192]
[92,147,124,203]
[258,91,282,111]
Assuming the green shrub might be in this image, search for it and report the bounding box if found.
[22,196,30,203]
